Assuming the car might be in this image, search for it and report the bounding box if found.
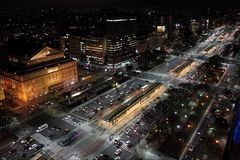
[65,115,71,120]
[8,148,17,154]
[26,137,34,142]
[114,156,121,160]
[72,121,77,125]
[63,129,70,135]
[20,139,27,144]
[125,140,131,145]
[114,138,120,144]
[11,139,19,145]
[116,141,123,148]
[188,145,194,151]
[29,144,38,150]
[140,122,145,126]
[127,143,133,149]
[114,149,122,155]
[52,127,60,131]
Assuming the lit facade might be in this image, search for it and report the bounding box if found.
[59,35,85,55]
[105,18,137,67]
[85,36,106,65]
[0,46,78,104]
[149,32,165,51]
[0,77,5,101]
[136,36,149,55]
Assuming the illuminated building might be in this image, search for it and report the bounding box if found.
[0,40,78,104]
[60,18,137,68]
[190,19,200,35]
[60,35,106,65]
[59,35,86,56]
[167,15,174,42]
[149,32,165,51]
[0,77,5,107]
[135,35,149,55]
[105,18,137,68]
[85,36,106,65]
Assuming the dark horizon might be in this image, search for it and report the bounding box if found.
[1,0,239,9]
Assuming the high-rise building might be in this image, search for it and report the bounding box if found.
[0,40,78,105]
[85,36,106,65]
[105,18,137,68]
[135,35,149,55]
[167,15,174,42]
[149,32,165,51]
[59,35,85,56]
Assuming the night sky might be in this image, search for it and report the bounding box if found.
[1,0,239,8]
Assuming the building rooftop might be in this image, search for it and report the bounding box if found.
[0,39,45,60]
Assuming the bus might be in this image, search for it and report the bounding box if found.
[141,84,149,91]
[61,131,77,146]
[36,123,48,133]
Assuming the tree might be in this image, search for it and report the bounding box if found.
[125,64,133,73]
[236,64,240,77]
[0,109,12,131]
[208,55,224,68]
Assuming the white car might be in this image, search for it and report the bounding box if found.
[20,139,27,144]
[114,149,122,155]
[125,140,131,145]
[29,144,37,150]
[65,115,71,120]
[114,156,121,160]
[188,145,194,151]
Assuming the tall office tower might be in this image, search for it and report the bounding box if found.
[59,35,86,56]
[105,18,137,68]
[167,14,174,42]
[85,36,106,65]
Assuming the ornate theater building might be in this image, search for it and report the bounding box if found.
[0,41,78,105]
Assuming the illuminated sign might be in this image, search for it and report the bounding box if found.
[157,26,166,33]
[48,67,59,73]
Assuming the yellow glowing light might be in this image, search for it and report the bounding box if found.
[48,67,59,73]
[157,26,166,33]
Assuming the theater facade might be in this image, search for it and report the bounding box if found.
[0,45,78,104]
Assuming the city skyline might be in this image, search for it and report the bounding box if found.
[0,0,239,9]
[0,4,239,160]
